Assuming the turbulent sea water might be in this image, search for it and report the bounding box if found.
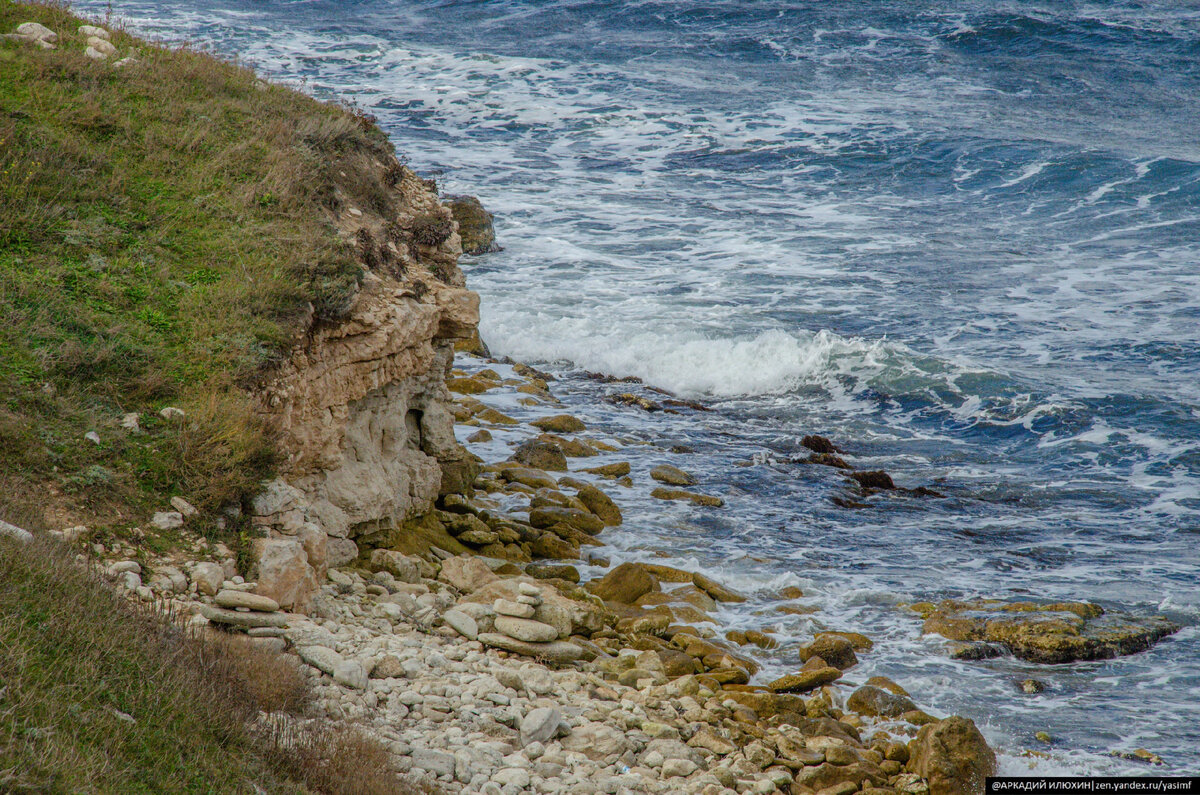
[81,0,1200,775]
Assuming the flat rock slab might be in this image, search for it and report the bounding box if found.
[0,519,33,543]
[918,599,1179,664]
[442,608,479,640]
[296,645,343,676]
[495,615,559,642]
[494,598,536,619]
[478,633,584,663]
[650,487,724,507]
[200,604,288,629]
[520,706,562,747]
[768,666,843,693]
[214,590,279,612]
[333,659,368,690]
[412,748,456,777]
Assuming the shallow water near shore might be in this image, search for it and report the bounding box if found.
[78,0,1200,775]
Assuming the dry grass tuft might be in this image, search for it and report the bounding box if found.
[263,720,438,795]
[0,531,435,794]
[170,391,280,515]
[410,211,454,247]
[205,631,312,716]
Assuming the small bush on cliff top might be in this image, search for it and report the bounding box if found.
[0,0,405,534]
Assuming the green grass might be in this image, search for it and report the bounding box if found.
[0,0,406,537]
[0,6,452,792]
[0,535,303,794]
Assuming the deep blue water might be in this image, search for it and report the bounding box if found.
[78,0,1200,774]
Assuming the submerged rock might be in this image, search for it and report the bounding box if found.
[809,452,853,469]
[607,392,662,412]
[511,439,568,471]
[920,599,1178,664]
[649,464,696,486]
[531,414,586,433]
[850,470,896,490]
[692,572,746,603]
[650,487,724,507]
[801,434,840,454]
[581,461,631,478]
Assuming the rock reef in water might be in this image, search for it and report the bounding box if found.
[446,194,499,254]
[916,599,1179,664]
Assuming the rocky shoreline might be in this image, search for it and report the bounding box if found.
[70,355,1018,795]
[63,339,1186,793]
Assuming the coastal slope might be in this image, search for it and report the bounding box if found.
[0,4,1007,795]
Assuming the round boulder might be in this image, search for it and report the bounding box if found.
[907,716,996,795]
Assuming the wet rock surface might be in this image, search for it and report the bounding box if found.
[74,349,1006,794]
[446,195,499,254]
[916,599,1179,664]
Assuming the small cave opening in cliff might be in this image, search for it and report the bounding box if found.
[405,409,424,450]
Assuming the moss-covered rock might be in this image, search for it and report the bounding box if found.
[582,462,631,478]
[649,464,696,486]
[575,484,622,526]
[846,685,917,718]
[531,414,586,433]
[921,599,1178,664]
[586,561,661,604]
[446,195,498,254]
[768,667,842,693]
[650,487,723,507]
[511,439,568,471]
[798,634,859,670]
[907,716,996,795]
[528,505,605,535]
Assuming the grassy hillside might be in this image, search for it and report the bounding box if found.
[0,0,402,542]
[0,4,440,792]
[0,532,423,795]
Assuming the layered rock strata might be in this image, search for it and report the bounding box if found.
[246,163,482,608]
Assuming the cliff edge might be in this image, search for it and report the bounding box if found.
[0,0,479,607]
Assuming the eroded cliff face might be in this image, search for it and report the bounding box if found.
[248,161,481,609]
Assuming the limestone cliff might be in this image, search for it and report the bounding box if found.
[248,157,481,608]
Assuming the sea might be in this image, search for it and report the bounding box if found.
[76,0,1200,776]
